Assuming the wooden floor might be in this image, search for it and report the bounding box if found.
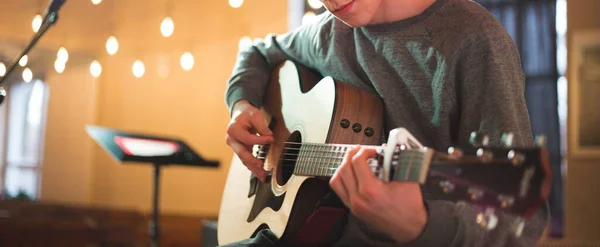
[0,199,216,247]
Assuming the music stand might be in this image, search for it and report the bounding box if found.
[85,125,219,247]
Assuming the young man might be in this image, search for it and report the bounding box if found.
[223,0,549,246]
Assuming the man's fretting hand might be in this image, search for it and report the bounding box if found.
[330,145,428,243]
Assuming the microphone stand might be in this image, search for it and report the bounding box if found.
[0,10,61,105]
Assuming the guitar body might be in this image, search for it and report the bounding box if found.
[218,60,384,245]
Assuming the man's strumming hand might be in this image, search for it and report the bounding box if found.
[225,100,274,181]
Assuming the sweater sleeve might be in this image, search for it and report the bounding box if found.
[401,14,547,247]
[224,13,333,113]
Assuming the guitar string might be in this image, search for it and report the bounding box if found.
[249,142,423,174]
[254,150,422,161]
[254,149,422,165]
[253,145,416,155]
[248,144,523,206]
[254,152,423,176]
[264,141,361,146]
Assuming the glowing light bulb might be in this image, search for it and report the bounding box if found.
[57,47,69,63]
[0,62,5,77]
[307,0,323,9]
[229,0,243,8]
[90,60,102,78]
[180,52,194,71]
[106,36,119,55]
[19,55,28,67]
[238,36,252,50]
[132,60,145,78]
[32,14,42,33]
[54,59,65,74]
[22,68,32,82]
[91,0,102,4]
[302,12,317,26]
[160,17,174,37]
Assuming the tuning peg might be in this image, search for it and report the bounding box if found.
[497,194,515,208]
[476,148,494,162]
[502,132,514,147]
[511,217,525,237]
[447,147,463,159]
[507,150,525,166]
[470,131,489,147]
[468,188,484,201]
[439,180,455,193]
[476,208,498,230]
[535,134,547,147]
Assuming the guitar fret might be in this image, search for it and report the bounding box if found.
[292,143,355,177]
[303,144,309,176]
[303,145,310,175]
[316,145,321,176]
[310,144,316,176]
[327,146,332,176]
[309,144,315,176]
[302,145,309,175]
[321,145,327,176]
[294,144,302,175]
[332,146,336,174]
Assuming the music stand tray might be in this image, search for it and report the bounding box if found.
[86,125,219,247]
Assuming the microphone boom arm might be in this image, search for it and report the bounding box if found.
[0,4,63,105]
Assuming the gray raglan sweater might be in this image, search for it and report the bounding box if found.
[224,0,549,246]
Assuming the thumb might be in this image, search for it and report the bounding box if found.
[249,110,273,136]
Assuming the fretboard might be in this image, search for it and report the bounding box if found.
[292,143,357,177]
[289,142,431,181]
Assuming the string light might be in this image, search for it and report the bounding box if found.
[32,14,42,33]
[19,55,28,67]
[106,36,119,55]
[22,68,33,82]
[57,47,69,63]
[160,17,174,37]
[54,59,65,74]
[91,0,102,4]
[307,0,323,9]
[90,60,102,78]
[0,62,5,77]
[229,0,243,8]
[180,52,194,71]
[132,60,145,78]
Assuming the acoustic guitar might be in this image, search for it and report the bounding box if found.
[217,60,551,245]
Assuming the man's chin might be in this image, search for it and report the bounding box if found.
[334,16,368,28]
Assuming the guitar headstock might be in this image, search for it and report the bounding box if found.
[426,134,551,218]
[378,128,552,233]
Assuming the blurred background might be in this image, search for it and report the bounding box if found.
[0,0,597,246]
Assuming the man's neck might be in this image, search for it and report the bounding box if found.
[370,0,438,25]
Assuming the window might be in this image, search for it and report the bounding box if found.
[555,0,567,172]
[476,0,565,237]
[2,80,49,200]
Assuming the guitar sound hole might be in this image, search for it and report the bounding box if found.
[277,131,301,186]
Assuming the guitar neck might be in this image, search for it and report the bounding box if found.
[289,142,430,181]
[289,142,360,177]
